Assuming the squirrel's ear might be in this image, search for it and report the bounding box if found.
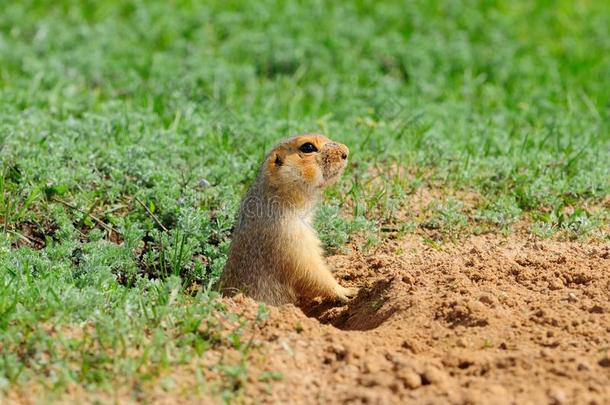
[267,150,284,173]
[272,152,283,167]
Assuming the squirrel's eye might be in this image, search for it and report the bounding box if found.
[299,142,318,153]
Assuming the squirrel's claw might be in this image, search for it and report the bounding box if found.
[335,286,359,303]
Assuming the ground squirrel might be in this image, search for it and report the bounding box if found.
[219,134,358,305]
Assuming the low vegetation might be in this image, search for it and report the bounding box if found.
[1,0,608,401]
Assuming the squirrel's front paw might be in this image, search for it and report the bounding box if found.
[336,286,359,303]
[344,286,358,298]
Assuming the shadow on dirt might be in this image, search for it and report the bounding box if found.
[301,278,400,331]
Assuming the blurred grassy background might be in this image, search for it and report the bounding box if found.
[0,0,609,401]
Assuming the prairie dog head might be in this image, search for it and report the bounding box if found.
[262,134,349,207]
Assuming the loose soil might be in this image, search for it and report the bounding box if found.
[5,234,609,405]
[227,234,610,405]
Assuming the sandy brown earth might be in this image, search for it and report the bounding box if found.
[5,234,609,405]
[225,234,610,405]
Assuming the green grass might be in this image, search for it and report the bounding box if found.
[1,0,609,401]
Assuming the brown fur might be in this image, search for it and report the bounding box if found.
[218,134,358,305]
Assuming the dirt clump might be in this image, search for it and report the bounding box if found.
[225,234,610,404]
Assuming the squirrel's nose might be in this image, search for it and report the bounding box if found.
[326,142,349,160]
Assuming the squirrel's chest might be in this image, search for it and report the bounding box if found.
[280,216,320,247]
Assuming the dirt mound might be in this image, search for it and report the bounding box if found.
[225,235,610,404]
